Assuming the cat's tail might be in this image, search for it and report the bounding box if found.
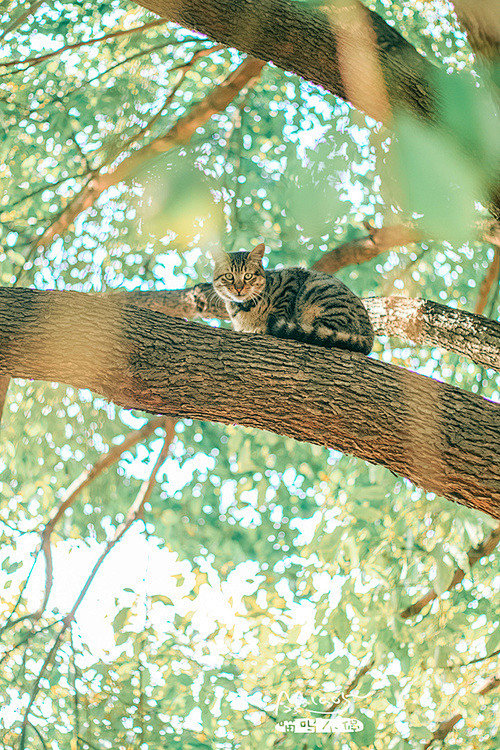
[267,317,373,354]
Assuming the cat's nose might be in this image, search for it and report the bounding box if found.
[235,284,244,293]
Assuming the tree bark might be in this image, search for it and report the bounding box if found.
[131,0,500,217]
[363,296,500,372]
[135,0,436,121]
[122,286,500,372]
[1,288,499,517]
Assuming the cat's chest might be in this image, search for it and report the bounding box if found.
[227,298,271,333]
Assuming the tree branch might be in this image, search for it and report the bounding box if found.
[121,285,500,373]
[362,296,500,372]
[400,524,500,619]
[133,0,435,122]
[22,56,264,269]
[422,674,500,748]
[37,415,166,618]
[19,419,176,750]
[451,0,500,69]
[128,0,500,219]
[312,222,420,275]
[0,289,499,516]
[1,17,169,70]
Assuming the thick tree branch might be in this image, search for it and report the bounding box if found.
[129,0,500,219]
[400,524,500,619]
[122,286,500,373]
[134,0,435,122]
[362,296,500,372]
[0,289,499,516]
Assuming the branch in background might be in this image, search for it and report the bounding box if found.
[0,17,169,70]
[362,296,500,372]
[312,222,420,274]
[467,647,500,666]
[19,419,176,750]
[0,289,499,517]
[98,44,223,169]
[423,714,463,749]
[37,415,166,618]
[422,677,499,748]
[0,0,44,43]
[475,248,500,315]
[17,56,264,277]
[0,550,41,636]
[400,525,500,620]
[326,657,375,713]
[451,0,500,69]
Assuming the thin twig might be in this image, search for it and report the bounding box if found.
[0,170,90,215]
[102,44,223,169]
[27,721,49,750]
[0,548,41,636]
[465,646,500,666]
[17,56,264,272]
[0,619,64,667]
[1,17,169,70]
[0,0,44,43]
[37,415,166,618]
[400,525,500,620]
[19,419,176,750]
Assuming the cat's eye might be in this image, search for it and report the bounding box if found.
[224,273,234,281]
[244,273,254,280]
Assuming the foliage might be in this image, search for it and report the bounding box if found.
[0,0,499,748]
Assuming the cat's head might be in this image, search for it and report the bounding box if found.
[212,243,266,303]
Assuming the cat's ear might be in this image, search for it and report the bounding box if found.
[208,247,227,264]
[249,243,265,262]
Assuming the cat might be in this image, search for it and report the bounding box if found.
[212,243,374,354]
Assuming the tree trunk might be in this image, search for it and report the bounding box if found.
[1,289,499,517]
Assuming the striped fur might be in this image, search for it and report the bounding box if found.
[212,244,374,354]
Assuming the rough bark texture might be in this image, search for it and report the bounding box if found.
[131,0,500,218]
[1,289,499,517]
[135,0,436,121]
[121,286,500,372]
[363,296,500,371]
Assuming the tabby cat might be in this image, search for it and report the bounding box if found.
[212,243,374,354]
